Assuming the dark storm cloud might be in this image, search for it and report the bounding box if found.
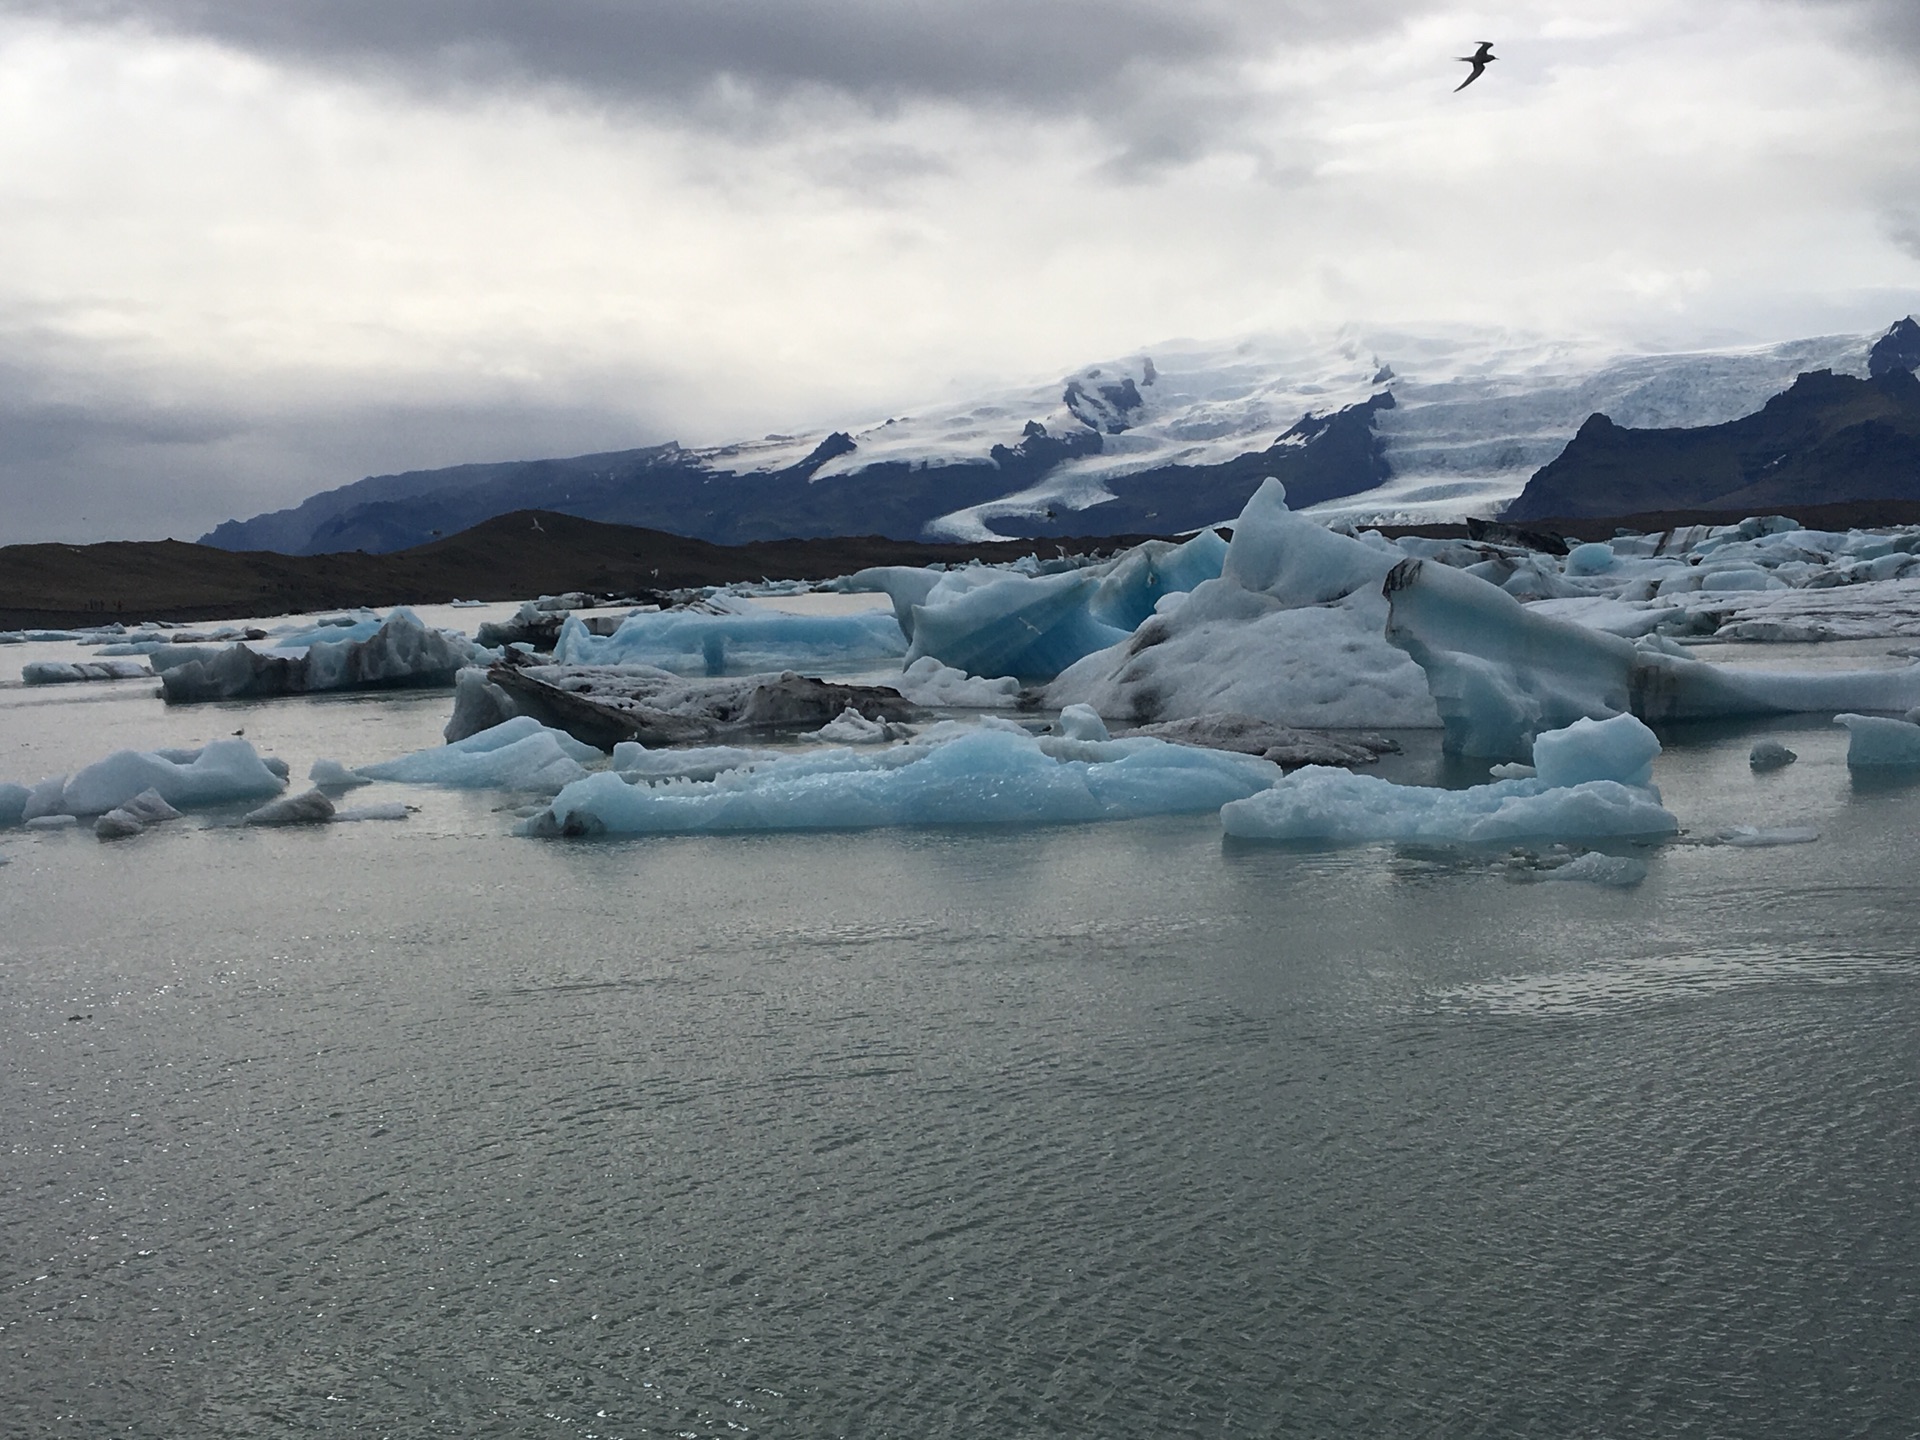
[7,0,1285,112]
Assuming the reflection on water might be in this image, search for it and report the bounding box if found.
[3,666,1920,1436]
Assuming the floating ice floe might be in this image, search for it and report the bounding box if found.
[522,713,1278,837]
[243,789,338,826]
[1833,712,1920,767]
[355,716,602,794]
[1220,714,1678,845]
[159,609,479,703]
[1383,553,1920,757]
[1050,480,1437,729]
[1748,740,1798,771]
[552,602,906,676]
[22,659,153,685]
[1717,825,1820,846]
[9,739,290,822]
[1536,852,1650,887]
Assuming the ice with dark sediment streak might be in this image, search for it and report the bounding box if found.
[522,709,1278,837]
[357,716,603,794]
[1220,714,1679,845]
[243,789,338,826]
[159,609,478,703]
[23,659,152,684]
[11,738,289,821]
[1119,713,1400,769]
[1382,553,1920,758]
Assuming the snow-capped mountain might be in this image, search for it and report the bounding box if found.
[203,322,1903,555]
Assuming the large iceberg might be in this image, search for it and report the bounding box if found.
[1383,554,1920,757]
[552,604,906,675]
[523,716,1277,836]
[1049,480,1437,729]
[355,716,603,793]
[159,609,479,703]
[1220,715,1678,844]
[1834,712,1920,767]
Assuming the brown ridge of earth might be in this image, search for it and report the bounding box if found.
[16,498,1920,630]
[0,509,1170,628]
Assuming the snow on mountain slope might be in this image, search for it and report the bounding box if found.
[694,324,1879,538]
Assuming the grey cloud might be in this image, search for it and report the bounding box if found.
[8,2,1407,135]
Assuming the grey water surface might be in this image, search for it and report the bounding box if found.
[3,672,1917,1438]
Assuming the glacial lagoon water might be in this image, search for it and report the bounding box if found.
[3,636,1918,1437]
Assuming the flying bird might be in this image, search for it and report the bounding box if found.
[1455,41,1496,91]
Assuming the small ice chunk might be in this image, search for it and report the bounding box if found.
[120,789,183,824]
[310,759,371,788]
[1834,713,1920,767]
[1053,704,1111,743]
[1563,542,1617,576]
[891,656,1021,708]
[242,788,337,826]
[610,741,781,782]
[22,659,152,684]
[26,815,79,829]
[1718,825,1820,846]
[332,802,412,822]
[810,707,897,744]
[1748,740,1798,771]
[94,809,147,840]
[1489,762,1536,780]
[1530,714,1660,789]
[1538,852,1648,886]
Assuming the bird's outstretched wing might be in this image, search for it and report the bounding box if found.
[1453,41,1496,91]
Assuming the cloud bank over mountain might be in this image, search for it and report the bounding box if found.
[0,0,1916,541]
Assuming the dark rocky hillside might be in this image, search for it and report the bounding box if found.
[1505,366,1920,521]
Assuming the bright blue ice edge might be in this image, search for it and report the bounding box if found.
[506,712,1679,842]
[528,722,1279,835]
[553,608,908,675]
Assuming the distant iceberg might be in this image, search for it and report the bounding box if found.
[159,609,478,703]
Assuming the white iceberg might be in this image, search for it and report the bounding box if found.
[356,716,603,793]
[525,719,1278,836]
[1220,715,1679,845]
[809,707,900,743]
[1049,480,1437,729]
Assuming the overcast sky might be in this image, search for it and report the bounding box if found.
[2,0,1917,543]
